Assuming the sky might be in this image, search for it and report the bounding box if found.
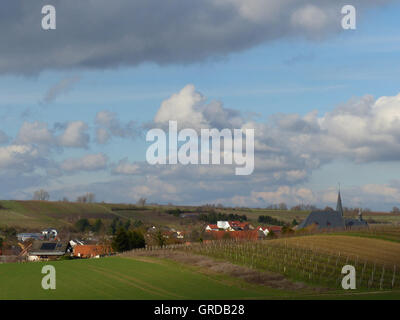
[1,0,400,210]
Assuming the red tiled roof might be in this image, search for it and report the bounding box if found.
[267,226,282,232]
[206,224,219,229]
[73,245,113,258]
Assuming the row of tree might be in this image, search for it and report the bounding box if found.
[198,212,247,223]
[33,189,97,203]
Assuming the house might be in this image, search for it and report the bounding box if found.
[297,191,368,230]
[257,225,283,236]
[217,221,232,230]
[230,221,250,231]
[267,226,283,235]
[257,226,269,236]
[205,224,219,231]
[17,233,43,242]
[28,240,72,261]
[41,228,58,239]
[69,239,85,248]
[175,231,185,239]
[73,245,113,258]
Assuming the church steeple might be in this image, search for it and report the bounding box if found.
[336,190,344,216]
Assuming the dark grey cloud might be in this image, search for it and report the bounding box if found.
[0,0,391,74]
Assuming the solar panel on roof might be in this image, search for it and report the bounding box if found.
[40,243,57,250]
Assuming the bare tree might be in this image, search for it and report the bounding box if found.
[137,197,147,206]
[33,189,50,201]
[76,195,87,203]
[76,192,95,203]
[86,192,95,203]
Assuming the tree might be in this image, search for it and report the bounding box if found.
[86,192,95,203]
[282,225,294,234]
[129,231,145,249]
[33,189,50,201]
[278,203,288,210]
[91,219,104,233]
[292,219,299,226]
[124,220,131,230]
[137,197,147,206]
[76,192,95,203]
[153,230,166,247]
[112,228,145,252]
[109,217,123,235]
[392,206,400,214]
[76,195,87,203]
[112,228,131,252]
[0,237,3,250]
[267,230,276,238]
[75,218,91,232]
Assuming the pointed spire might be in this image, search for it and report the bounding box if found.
[336,190,344,217]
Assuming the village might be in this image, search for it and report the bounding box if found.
[0,220,284,263]
[0,191,369,263]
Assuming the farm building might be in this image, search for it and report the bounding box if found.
[215,221,252,231]
[297,191,368,230]
[27,240,72,261]
[73,245,113,258]
[41,228,58,239]
[205,224,219,231]
[17,233,43,242]
[257,226,283,236]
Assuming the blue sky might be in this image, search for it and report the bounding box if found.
[1,1,400,209]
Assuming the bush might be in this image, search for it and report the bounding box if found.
[257,215,285,226]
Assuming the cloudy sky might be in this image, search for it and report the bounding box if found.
[1,0,400,210]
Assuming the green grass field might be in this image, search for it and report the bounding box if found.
[1,255,400,300]
[0,256,299,300]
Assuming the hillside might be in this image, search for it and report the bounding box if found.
[0,200,186,230]
[0,200,398,231]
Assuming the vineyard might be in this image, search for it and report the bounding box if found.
[169,234,400,290]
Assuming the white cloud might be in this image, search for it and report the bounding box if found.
[95,110,140,144]
[0,144,40,171]
[291,5,330,32]
[61,153,108,172]
[154,84,243,130]
[16,121,55,145]
[58,121,89,148]
[113,158,140,175]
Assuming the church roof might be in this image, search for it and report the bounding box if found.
[297,210,345,230]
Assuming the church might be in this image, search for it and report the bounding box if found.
[297,191,368,230]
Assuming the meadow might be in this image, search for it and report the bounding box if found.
[0,256,298,300]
